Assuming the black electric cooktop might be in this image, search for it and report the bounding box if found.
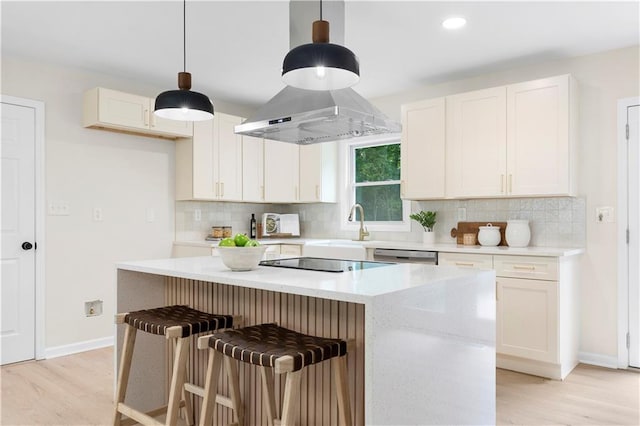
[259,257,393,273]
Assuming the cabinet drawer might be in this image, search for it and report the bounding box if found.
[280,245,302,256]
[494,255,558,281]
[438,252,493,269]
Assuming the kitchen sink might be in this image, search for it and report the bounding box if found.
[302,240,367,261]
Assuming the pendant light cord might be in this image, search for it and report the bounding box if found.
[183,0,186,72]
[320,0,323,20]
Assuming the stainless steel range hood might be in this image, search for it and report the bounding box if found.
[234,1,401,145]
[234,86,401,144]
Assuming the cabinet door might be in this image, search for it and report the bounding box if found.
[446,87,507,197]
[496,277,558,363]
[264,139,299,202]
[242,136,265,202]
[149,112,193,138]
[507,75,570,196]
[190,120,216,199]
[97,88,149,130]
[299,142,337,202]
[401,97,445,199]
[215,113,243,201]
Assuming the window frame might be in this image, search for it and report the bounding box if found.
[340,135,410,233]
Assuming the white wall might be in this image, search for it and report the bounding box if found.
[1,56,252,352]
[370,45,640,362]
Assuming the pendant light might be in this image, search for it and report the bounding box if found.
[154,0,213,121]
[281,0,359,91]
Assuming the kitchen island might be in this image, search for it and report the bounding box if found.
[116,256,496,425]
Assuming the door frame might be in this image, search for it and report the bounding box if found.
[1,95,46,360]
[617,96,639,368]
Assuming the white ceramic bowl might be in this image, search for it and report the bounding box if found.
[217,246,267,271]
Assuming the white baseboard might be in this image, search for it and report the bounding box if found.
[578,351,619,369]
[45,336,114,359]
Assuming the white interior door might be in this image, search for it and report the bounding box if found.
[628,104,640,368]
[1,101,36,365]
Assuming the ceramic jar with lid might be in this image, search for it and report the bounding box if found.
[478,223,501,246]
[506,220,531,247]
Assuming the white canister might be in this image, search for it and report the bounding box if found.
[506,220,531,247]
[478,223,501,246]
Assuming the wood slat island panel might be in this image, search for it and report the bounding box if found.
[165,277,365,426]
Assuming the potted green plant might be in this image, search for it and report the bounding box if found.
[410,211,437,244]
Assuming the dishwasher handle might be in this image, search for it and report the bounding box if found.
[373,248,438,264]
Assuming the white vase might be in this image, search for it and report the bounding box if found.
[423,231,435,245]
[506,220,531,247]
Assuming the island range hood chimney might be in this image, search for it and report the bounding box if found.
[234,1,401,145]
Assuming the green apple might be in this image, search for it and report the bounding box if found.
[244,240,261,247]
[233,233,250,247]
[218,238,236,247]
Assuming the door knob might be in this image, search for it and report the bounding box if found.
[21,242,33,250]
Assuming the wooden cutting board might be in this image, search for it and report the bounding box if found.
[450,221,508,246]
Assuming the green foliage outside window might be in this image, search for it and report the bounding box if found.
[353,143,402,222]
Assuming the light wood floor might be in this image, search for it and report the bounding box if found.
[1,347,638,425]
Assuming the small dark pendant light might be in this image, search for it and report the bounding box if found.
[282,0,360,91]
[154,0,213,121]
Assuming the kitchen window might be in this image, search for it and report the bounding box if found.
[341,137,410,232]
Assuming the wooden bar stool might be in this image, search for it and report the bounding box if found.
[113,305,239,426]
[197,323,352,426]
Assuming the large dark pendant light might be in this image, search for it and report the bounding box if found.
[282,0,359,91]
[154,0,213,121]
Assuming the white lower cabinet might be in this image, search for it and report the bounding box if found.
[496,277,558,363]
[439,252,578,379]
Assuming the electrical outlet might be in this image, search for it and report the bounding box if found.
[457,207,467,221]
[146,208,155,223]
[194,209,202,221]
[84,300,103,317]
[93,207,103,222]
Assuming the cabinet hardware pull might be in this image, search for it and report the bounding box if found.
[215,182,219,197]
[513,264,536,270]
[508,174,513,193]
[500,175,505,193]
[455,262,475,267]
[144,109,149,126]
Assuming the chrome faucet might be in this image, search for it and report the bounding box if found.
[348,203,370,241]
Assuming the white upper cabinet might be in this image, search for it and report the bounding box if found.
[507,75,574,196]
[299,142,338,202]
[242,135,265,203]
[443,74,576,198]
[446,87,508,198]
[176,112,242,201]
[264,139,300,203]
[83,87,192,139]
[401,97,446,199]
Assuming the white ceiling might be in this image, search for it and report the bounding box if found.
[2,1,638,109]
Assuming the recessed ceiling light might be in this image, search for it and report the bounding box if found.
[442,17,467,30]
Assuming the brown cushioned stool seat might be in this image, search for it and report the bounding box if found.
[113,305,237,426]
[198,323,352,426]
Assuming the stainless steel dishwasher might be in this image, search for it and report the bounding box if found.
[373,248,438,265]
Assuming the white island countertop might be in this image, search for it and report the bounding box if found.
[116,255,489,304]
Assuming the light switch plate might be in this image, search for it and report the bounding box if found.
[595,206,614,223]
